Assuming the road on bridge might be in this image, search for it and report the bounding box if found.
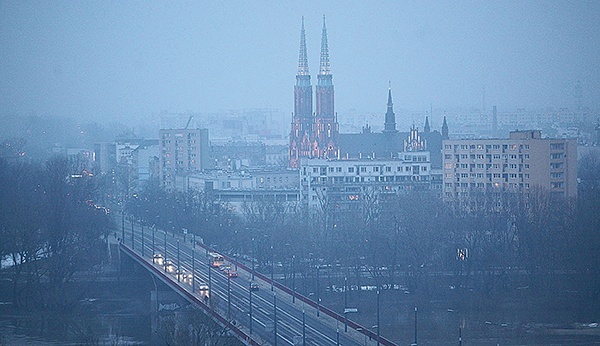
[117,217,394,346]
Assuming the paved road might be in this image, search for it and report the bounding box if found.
[120,219,384,346]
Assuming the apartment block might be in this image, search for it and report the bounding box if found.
[159,128,209,190]
[442,130,577,200]
[300,154,435,212]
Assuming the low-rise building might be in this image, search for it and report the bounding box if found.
[300,154,433,212]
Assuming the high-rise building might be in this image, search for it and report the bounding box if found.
[159,128,209,190]
[289,16,339,168]
[442,130,577,200]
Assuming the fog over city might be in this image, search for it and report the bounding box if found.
[1,2,600,345]
[1,1,599,125]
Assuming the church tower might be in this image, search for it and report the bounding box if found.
[383,87,398,133]
[289,17,313,168]
[313,15,339,159]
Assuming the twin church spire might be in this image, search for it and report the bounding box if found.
[290,16,339,168]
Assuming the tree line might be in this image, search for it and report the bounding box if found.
[0,156,111,310]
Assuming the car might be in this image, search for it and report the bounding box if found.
[152,254,164,265]
[176,270,190,283]
[164,259,175,273]
[220,265,232,272]
[249,282,260,291]
[226,270,238,278]
[198,282,210,299]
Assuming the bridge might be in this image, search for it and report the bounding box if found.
[118,218,398,345]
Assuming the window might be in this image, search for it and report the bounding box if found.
[550,143,565,150]
[445,154,452,159]
[550,172,564,179]
[373,167,379,172]
[550,153,564,159]
[361,167,367,173]
[348,167,354,173]
[386,166,391,172]
[550,162,564,169]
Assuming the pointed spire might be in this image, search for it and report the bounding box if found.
[424,115,431,133]
[297,16,310,76]
[442,115,449,139]
[319,15,331,75]
[384,85,397,133]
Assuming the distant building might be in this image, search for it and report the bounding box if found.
[337,89,444,169]
[300,154,433,212]
[210,141,266,170]
[159,128,209,190]
[442,130,577,200]
[175,169,299,215]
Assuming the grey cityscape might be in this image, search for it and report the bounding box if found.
[1,2,599,345]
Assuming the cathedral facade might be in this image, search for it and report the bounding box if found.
[289,17,448,170]
[289,16,339,168]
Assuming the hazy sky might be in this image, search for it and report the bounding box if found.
[1,1,599,123]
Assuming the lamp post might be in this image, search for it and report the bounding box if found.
[413,307,418,346]
[249,284,253,335]
[271,245,274,291]
[376,290,381,346]
[152,225,155,259]
[344,276,348,332]
[131,217,134,249]
[141,224,145,256]
[163,230,167,272]
[273,293,278,345]
[192,249,195,292]
[227,271,231,319]
[292,255,296,303]
[302,309,306,346]
[316,265,320,317]
[251,236,255,280]
[176,240,180,282]
[121,210,125,242]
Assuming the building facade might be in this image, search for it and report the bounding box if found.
[442,130,577,200]
[300,154,433,212]
[289,16,339,168]
[159,128,209,190]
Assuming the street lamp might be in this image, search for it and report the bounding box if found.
[344,276,348,332]
[376,290,381,346]
[251,236,255,280]
[270,245,274,291]
[292,255,296,303]
[273,293,278,345]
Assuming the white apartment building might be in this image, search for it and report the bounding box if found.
[300,154,434,211]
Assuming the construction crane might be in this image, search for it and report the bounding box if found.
[185,115,193,129]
